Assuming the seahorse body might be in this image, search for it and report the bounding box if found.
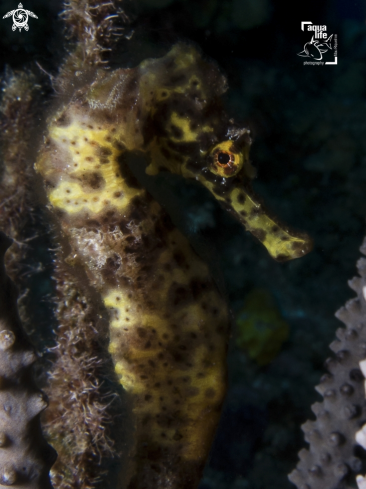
[35,44,312,488]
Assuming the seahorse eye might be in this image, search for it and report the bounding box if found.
[209,141,243,178]
[217,152,231,165]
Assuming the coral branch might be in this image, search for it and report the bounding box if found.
[0,231,56,488]
[289,236,366,489]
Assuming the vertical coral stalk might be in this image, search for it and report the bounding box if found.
[289,236,366,488]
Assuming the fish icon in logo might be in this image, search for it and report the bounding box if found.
[298,34,333,60]
[3,3,38,31]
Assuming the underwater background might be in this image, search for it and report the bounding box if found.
[1,0,366,487]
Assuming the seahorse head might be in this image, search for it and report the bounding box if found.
[53,43,312,262]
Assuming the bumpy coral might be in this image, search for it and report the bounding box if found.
[289,237,366,489]
[0,232,56,488]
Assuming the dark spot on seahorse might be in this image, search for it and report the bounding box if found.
[54,207,66,219]
[173,251,187,268]
[118,219,130,235]
[113,140,126,151]
[190,121,198,132]
[216,323,227,335]
[237,193,246,204]
[291,240,305,251]
[137,327,147,338]
[249,207,262,218]
[81,171,105,190]
[170,124,183,140]
[54,112,70,127]
[96,146,112,165]
[141,234,155,251]
[101,268,117,287]
[124,246,135,254]
[166,346,184,364]
[85,219,101,229]
[168,282,192,308]
[105,254,120,271]
[190,278,212,300]
[128,195,149,222]
[140,265,152,274]
[168,73,187,86]
[161,146,173,160]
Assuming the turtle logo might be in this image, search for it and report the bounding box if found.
[3,3,38,32]
[297,34,333,61]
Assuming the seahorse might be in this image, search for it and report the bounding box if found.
[35,44,312,488]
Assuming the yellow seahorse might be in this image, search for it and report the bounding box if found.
[35,44,312,488]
